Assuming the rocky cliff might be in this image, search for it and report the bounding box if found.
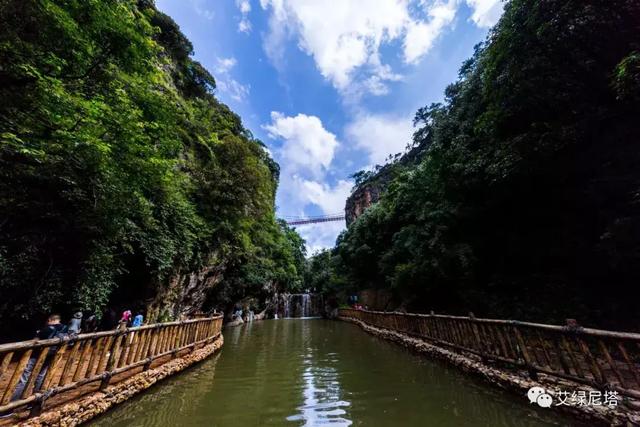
[345,142,428,225]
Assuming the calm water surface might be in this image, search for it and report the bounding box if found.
[91,319,574,426]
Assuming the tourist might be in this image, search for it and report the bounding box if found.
[83,313,97,332]
[68,311,83,334]
[118,310,132,331]
[11,314,68,401]
[132,312,144,327]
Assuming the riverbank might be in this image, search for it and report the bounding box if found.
[7,335,223,427]
[339,315,640,426]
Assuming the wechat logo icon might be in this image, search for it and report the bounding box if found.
[527,387,553,408]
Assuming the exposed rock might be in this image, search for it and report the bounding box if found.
[147,263,226,322]
[345,140,429,226]
[345,184,383,225]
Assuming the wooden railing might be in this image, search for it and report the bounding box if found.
[339,308,640,399]
[0,316,223,415]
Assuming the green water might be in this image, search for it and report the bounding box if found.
[90,319,574,426]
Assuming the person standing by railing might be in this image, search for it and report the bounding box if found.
[132,311,144,327]
[68,312,83,334]
[11,314,68,401]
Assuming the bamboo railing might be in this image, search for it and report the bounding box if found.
[0,316,223,415]
[339,308,640,399]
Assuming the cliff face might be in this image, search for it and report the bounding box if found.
[147,263,227,322]
[345,184,382,225]
[345,143,428,225]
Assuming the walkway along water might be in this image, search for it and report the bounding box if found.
[339,308,640,425]
[90,319,569,426]
[0,316,223,425]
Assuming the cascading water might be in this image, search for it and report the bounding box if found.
[301,293,310,318]
[276,293,320,318]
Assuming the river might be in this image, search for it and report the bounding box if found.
[90,319,574,426]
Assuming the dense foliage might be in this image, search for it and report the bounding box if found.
[0,0,304,339]
[326,0,640,328]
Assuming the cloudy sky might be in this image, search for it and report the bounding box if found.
[156,0,504,254]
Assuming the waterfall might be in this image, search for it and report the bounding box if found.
[277,293,319,318]
[302,293,310,317]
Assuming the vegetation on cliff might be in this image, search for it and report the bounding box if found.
[0,0,304,339]
[318,0,640,327]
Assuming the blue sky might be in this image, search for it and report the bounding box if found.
[156,0,504,253]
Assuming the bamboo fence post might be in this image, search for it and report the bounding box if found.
[86,337,103,378]
[59,340,82,386]
[452,320,465,347]
[73,339,93,382]
[484,325,503,358]
[1,349,32,404]
[157,328,166,355]
[534,331,554,368]
[167,326,176,352]
[172,324,183,358]
[117,332,133,368]
[598,340,625,387]
[560,336,584,377]
[468,313,485,355]
[576,336,606,385]
[41,342,69,390]
[133,330,148,363]
[551,337,573,375]
[495,326,510,359]
[96,336,114,375]
[462,321,476,349]
[22,348,48,398]
[617,342,640,387]
[143,327,159,370]
[126,332,140,366]
[0,352,13,381]
[100,334,123,390]
[513,325,537,379]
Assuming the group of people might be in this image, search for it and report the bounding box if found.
[99,308,145,332]
[9,308,146,405]
[232,306,255,322]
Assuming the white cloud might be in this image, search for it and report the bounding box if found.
[264,112,338,177]
[213,57,250,102]
[214,57,237,74]
[237,0,252,33]
[190,0,214,20]
[264,112,351,252]
[217,79,250,102]
[403,0,458,64]
[296,220,345,254]
[238,0,251,13]
[260,0,410,96]
[346,113,413,165]
[238,19,252,33]
[465,0,503,28]
[259,0,501,98]
[300,179,353,214]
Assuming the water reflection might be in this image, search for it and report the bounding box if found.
[286,349,351,426]
[90,320,575,427]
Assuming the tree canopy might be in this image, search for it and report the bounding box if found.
[322,0,640,328]
[0,0,304,339]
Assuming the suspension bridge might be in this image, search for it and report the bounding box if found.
[282,213,345,226]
